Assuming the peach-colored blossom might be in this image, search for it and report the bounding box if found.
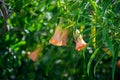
[28,48,40,62]
[49,26,62,46]
[75,29,86,51]
[61,29,69,46]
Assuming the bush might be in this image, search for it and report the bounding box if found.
[0,0,120,80]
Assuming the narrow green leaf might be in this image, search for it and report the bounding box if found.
[88,0,98,13]
[112,44,119,80]
[102,0,112,16]
[112,53,117,80]
[94,53,106,75]
[11,40,26,49]
[87,48,99,76]
[103,28,114,56]
[103,28,115,80]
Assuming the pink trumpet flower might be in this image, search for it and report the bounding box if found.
[28,48,40,62]
[75,29,86,51]
[49,25,69,46]
[49,25,62,46]
[61,29,69,46]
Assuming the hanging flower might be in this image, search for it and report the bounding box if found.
[49,25,62,46]
[28,48,40,62]
[49,25,69,46]
[61,29,69,46]
[75,29,86,51]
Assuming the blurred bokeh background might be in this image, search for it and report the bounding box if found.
[0,0,120,80]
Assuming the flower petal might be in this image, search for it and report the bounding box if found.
[49,26,62,46]
[61,29,69,46]
[75,30,86,51]
[28,48,40,61]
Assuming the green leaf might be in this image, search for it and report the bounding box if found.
[103,28,114,56]
[111,44,119,80]
[88,0,98,13]
[87,48,99,76]
[11,40,26,49]
[102,0,112,16]
[5,34,10,41]
[103,28,115,80]
[94,53,105,75]
[112,53,118,80]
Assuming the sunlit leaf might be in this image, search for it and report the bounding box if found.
[11,40,26,49]
[87,48,99,76]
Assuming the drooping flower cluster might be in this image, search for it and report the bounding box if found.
[49,25,69,46]
[49,26,87,51]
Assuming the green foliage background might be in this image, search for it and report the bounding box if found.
[0,0,120,80]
